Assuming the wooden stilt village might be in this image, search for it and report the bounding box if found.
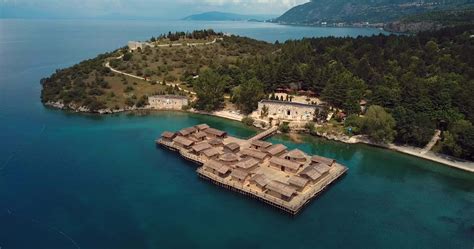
[157,124,348,215]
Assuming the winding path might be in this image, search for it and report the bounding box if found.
[105,38,228,97]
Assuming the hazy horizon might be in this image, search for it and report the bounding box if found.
[0,0,308,20]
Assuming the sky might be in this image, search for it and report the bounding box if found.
[0,0,309,19]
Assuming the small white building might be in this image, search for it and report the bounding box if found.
[127,41,153,51]
[148,95,188,110]
[257,100,320,122]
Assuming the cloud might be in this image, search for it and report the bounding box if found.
[0,0,309,18]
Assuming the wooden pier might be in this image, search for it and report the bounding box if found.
[157,125,348,215]
[248,126,278,141]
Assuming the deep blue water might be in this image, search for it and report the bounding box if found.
[0,19,473,249]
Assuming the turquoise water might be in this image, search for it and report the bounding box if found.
[0,19,473,249]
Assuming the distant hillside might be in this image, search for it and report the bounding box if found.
[183,11,276,21]
[385,8,474,32]
[275,0,473,25]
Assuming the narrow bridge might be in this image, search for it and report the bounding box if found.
[248,126,278,141]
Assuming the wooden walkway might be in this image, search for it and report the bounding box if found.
[249,126,278,141]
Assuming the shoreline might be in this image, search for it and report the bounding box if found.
[43,102,474,173]
[308,132,474,173]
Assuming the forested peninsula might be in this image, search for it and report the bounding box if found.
[41,26,474,161]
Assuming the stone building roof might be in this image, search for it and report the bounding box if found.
[150,95,187,100]
[260,100,319,108]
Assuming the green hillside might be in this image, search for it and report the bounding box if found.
[276,0,473,25]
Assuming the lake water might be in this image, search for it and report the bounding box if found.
[0,19,473,249]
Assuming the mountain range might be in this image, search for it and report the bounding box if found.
[275,0,473,25]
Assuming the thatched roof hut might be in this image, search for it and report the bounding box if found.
[266,144,288,156]
[288,175,309,190]
[286,149,307,161]
[191,142,212,153]
[311,155,335,166]
[194,123,210,131]
[173,136,195,147]
[234,158,259,170]
[240,149,268,161]
[231,169,250,182]
[266,181,296,199]
[178,127,197,136]
[251,140,273,150]
[219,153,239,163]
[269,157,301,172]
[299,165,322,181]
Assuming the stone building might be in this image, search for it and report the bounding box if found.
[127,41,153,51]
[148,95,188,110]
[257,100,321,122]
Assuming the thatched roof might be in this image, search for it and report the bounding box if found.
[266,144,288,156]
[173,136,194,147]
[299,166,322,181]
[288,175,309,188]
[286,149,306,160]
[251,140,272,149]
[231,169,249,181]
[205,160,231,175]
[224,142,240,151]
[235,158,259,170]
[219,153,239,162]
[161,131,176,139]
[191,142,211,153]
[269,157,301,171]
[194,124,210,131]
[251,174,270,187]
[266,181,296,198]
[193,131,207,139]
[313,163,331,174]
[205,128,227,137]
[178,127,197,136]
[208,138,223,146]
[240,149,267,160]
[311,155,335,166]
[202,148,220,157]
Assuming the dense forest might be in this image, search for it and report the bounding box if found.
[41,26,474,160]
[193,25,474,160]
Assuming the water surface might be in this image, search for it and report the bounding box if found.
[0,19,472,249]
